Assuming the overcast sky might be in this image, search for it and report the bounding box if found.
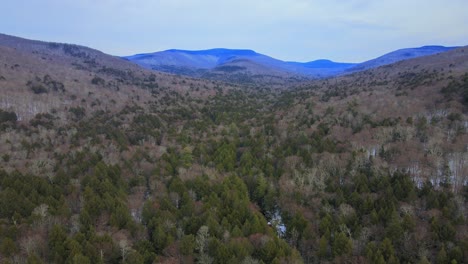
[1,0,468,62]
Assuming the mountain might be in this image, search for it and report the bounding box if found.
[124,46,459,83]
[298,59,356,69]
[124,48,356,83]
[126,48,260,69]
[0,33,306,263]
[348,45,457,72]
[0,33,467,264]
[0,33,243,121]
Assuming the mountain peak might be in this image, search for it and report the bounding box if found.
[164,48,258,56]
[347,45,458,72]
[124,44,460,80]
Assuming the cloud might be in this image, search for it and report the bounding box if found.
[1,0,467,61]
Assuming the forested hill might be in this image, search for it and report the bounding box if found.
[0,34,467,264]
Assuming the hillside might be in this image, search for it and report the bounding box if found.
[0,33,302,264]
[0,34,467,264]
[347,45,457,73]
[124,48,356,84]
[291,45,468,188]
[0,33,246,121]
[124,46,457,85]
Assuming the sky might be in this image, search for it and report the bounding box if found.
[1,0,468,62]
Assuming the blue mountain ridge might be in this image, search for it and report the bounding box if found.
[123,45,458,78]
[346,45,457,73]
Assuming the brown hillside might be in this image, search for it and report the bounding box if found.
[0,33,240,122]
[0,33,466,264]
[281,46,468,191]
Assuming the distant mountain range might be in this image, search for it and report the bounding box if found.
[1,32,467,264]
[123,46,457,80]
[346,45,457,73]
[123,48,356,79]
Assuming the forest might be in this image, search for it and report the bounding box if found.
[0,38,467,264]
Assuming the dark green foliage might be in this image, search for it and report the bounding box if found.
[318,235,329,259]
[0,237,18,257]
[0,170,66,219]
[69,106,86,121]
[441,73,468,106]
[62,44,89,58]
[214,141,236,171]
[80,162,133,230]
[332,232,352,257]
[26,254,45,264]
[431,217,456,242]
[30,113,55,128]
[0,61,466,264]
[31,85,48,94]
[43,74,65,92]
[0,109,17,124]
[48,225,67,263]
[91,76,105,86]
[27,75,65,94]
[138,174,300,263]
[180,234,195,255]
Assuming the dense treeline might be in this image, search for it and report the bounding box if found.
[0,57,467,263]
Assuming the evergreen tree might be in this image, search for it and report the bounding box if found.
[332,232,352,257]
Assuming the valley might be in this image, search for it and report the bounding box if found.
[123,46,456,85]
[0,33,466,264]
